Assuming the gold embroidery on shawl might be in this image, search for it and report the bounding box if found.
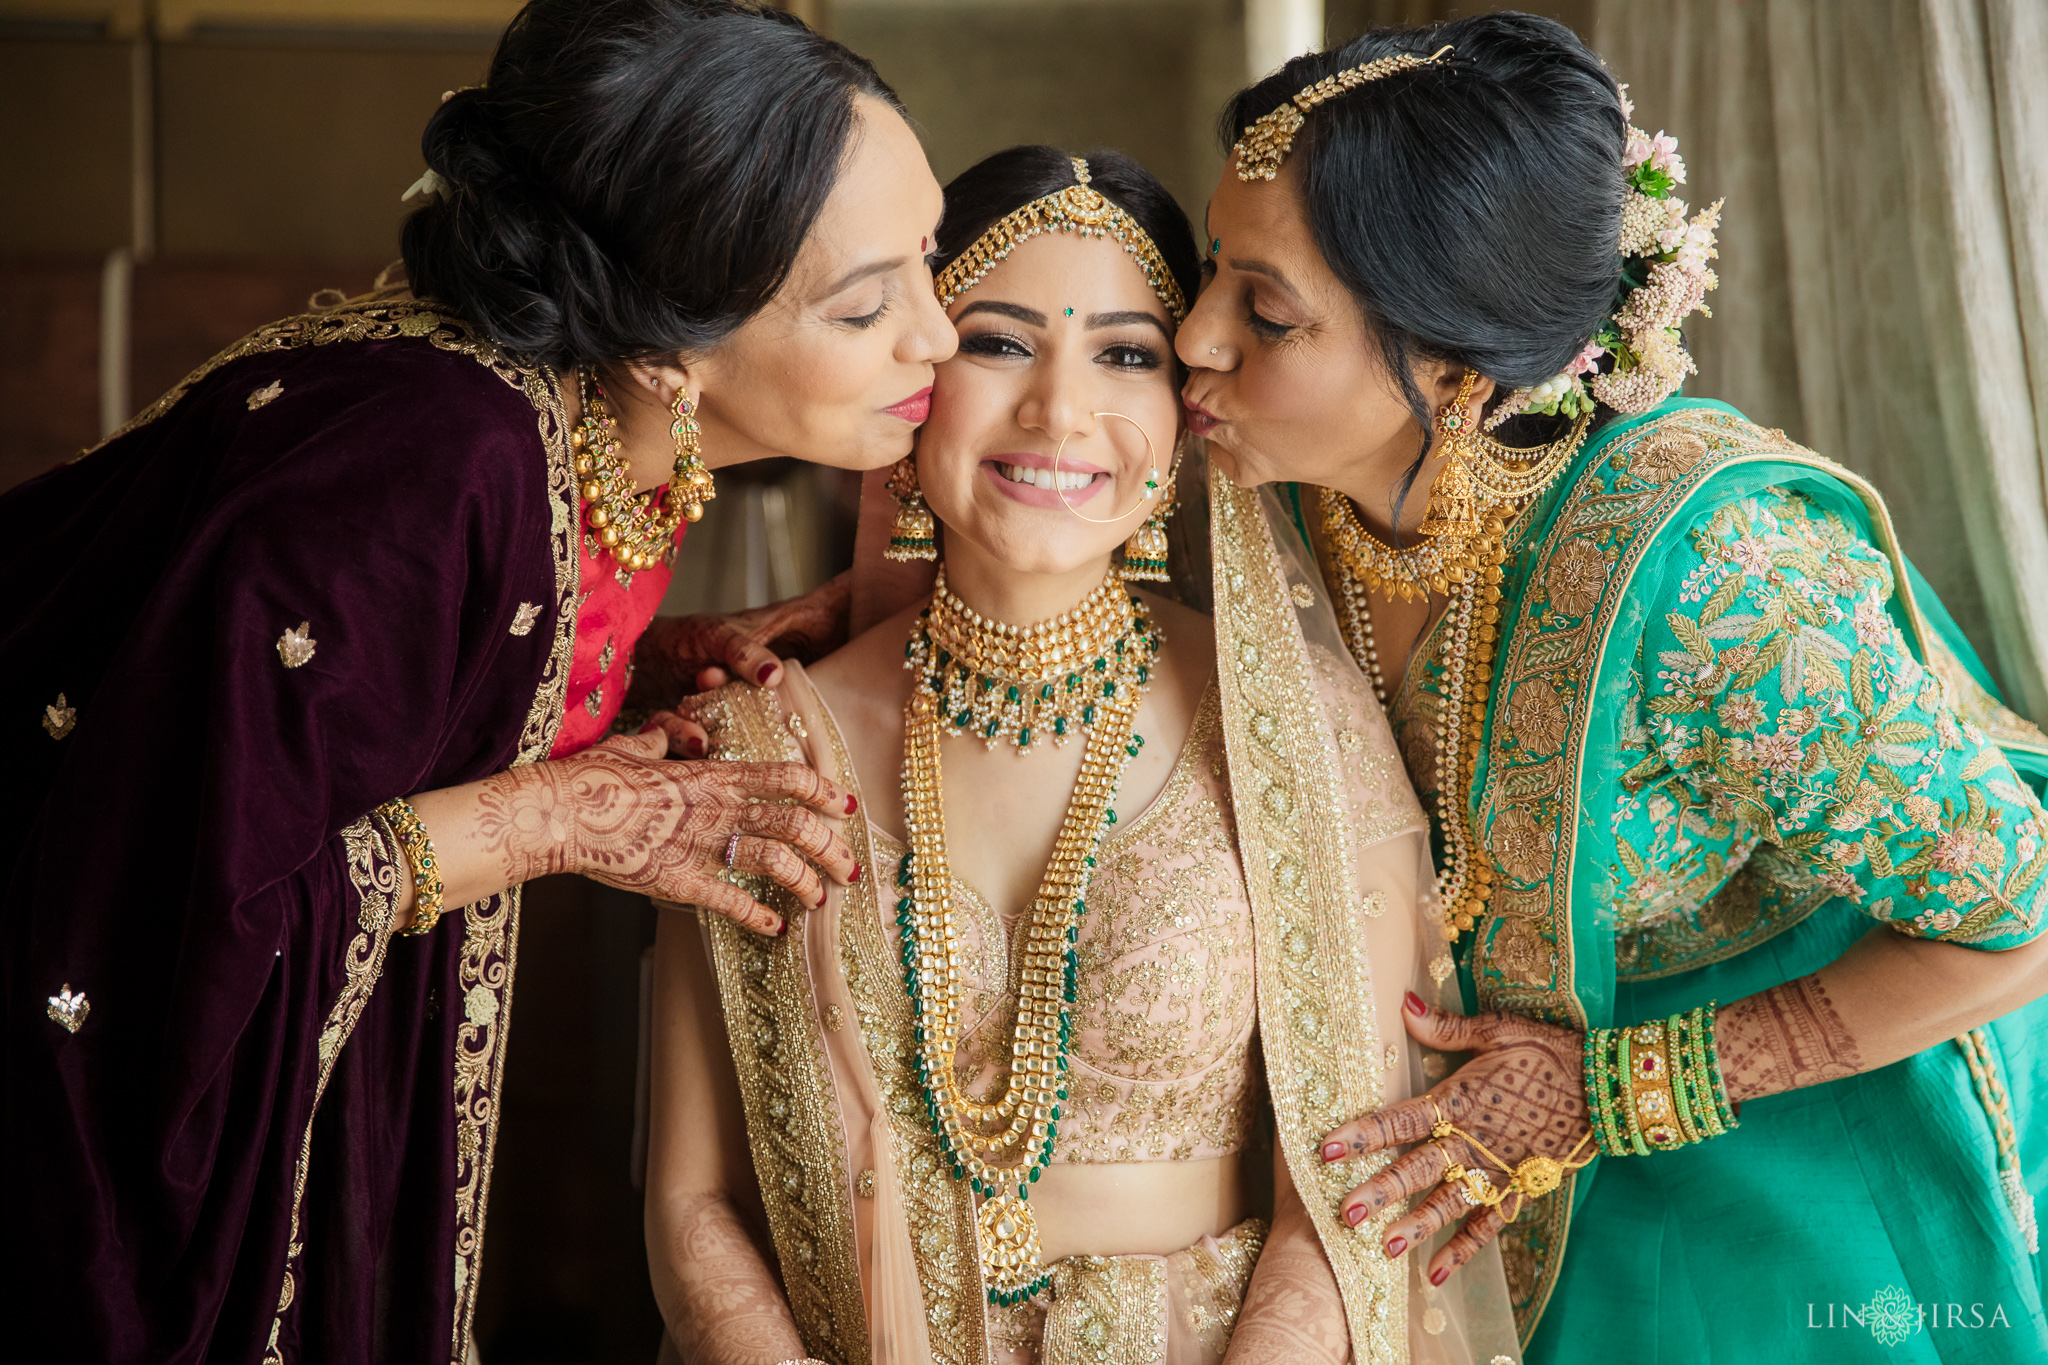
[691,683,870,1365]
[821,724,991,1364]
[263,816,401,1365]
[1209,469,1403,1363]
[1044,1256,1168,1365]
[137,296,580,1364]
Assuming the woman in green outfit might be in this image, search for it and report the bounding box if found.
[1175,12,2048,1362]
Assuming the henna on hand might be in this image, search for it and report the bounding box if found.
[631,571,852,704]
[1716,974,1861,1103]
[1317,995,1591,1287]
[466,733,859,934]
[659,1191,807,1365]
[1224,1166,1351,1364]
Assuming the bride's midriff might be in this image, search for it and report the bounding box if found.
[1028,1152,1249,1260]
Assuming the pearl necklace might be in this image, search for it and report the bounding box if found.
[895,588,1154,1305]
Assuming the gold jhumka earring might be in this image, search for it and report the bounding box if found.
[882,455,937,561]
[574,366,714,572]
[1321,369,1590,938]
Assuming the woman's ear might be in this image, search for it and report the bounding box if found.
[622,357,696,409]
[1417,360,1496,418]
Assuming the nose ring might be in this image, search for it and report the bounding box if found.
[1052,413,1176,526]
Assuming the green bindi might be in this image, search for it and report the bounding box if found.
[1210,237,1221,256]
[1064,307,1074,317]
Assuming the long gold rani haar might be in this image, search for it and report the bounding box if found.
[1322,372,1590,935]
[896,586,1154,1304]
[571,366,716,571]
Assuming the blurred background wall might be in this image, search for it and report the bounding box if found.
[10,2,2041,1363]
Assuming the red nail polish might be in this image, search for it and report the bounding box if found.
[773,918,788,937]
[851,862,863,884]
[845,794,859,815]
[685,739,706,758]
[1404,991,1427,1016]
[1321,1141,1346,1163]
[757,663,778,685]
[1344,1204,1367,1228]
[1429,1265,1449,1288]
[1385,1236,1407,1257]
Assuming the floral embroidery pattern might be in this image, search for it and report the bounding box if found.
[1620,487,2047,947]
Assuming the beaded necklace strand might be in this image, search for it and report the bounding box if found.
[895,580,1156,1305]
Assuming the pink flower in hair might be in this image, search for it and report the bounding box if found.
[1649,132,1685,183]
[1566,341,1605,377]
[1623,130,1654,171]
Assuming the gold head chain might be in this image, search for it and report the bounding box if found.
[1233,44,1454,181]
[934,157,1187,325]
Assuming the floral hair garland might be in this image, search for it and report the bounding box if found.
[1488,87,1723,428]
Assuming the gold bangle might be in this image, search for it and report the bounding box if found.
[376,797,445,935]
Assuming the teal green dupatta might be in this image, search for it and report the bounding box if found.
[1320,399,2048,1358]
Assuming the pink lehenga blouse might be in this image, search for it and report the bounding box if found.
[663,463,1523,1365]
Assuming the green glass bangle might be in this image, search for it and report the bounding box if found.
[1616,1034,1651,1156]
[1587,1029,1625,1157]
[1699,1002,1739,1131]
[1669,1014,1701,1143]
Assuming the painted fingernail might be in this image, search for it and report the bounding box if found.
[1404,991,1427,1016]
[1385,1236,1407,1258]
[818,887,830,908]
[1344,1203,1368,1228]
[845,794,859,815]
[1429,1265,1449,1288]
[639,721,661,734]
[851,862,863,883]
[685,737,707,758]
[772,918,788,937]
[1321,1141,1346,1163]
[758,663,778,685]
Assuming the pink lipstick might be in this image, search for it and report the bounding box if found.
[884,386,933,423]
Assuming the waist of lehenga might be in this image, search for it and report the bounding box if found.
[1024,1151,1251,1261]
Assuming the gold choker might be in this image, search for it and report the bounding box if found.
[906,566,1162,752]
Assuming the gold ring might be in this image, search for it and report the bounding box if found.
[1427,1097,1454,1141]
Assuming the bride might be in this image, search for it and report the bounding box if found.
[643,146,1516,1365]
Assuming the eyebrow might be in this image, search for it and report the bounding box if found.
[1226,257,1306,307]
[1086,309,1169,336]
[822,256,907,297]
[955,300,1046,326]
[956,300,1167,336]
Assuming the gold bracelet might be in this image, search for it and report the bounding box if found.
[375,797,445,936]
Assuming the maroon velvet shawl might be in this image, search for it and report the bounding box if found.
[0,298,577,1364]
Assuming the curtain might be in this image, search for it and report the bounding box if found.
[1592,0,2048,721]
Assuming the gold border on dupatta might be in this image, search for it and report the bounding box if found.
[1471,404,2045,1339]
[116,295,581,1364]
[690,682,872,1365]
[1208,469,1403,1363]
[262,815,402,1365]
[815,708,993,1365]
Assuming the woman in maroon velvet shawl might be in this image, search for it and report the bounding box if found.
[0,4,955,1361]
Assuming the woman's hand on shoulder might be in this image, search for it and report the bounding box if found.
[500,728,861,935]
[1316,995,1590,1288]
[631,571,852,705]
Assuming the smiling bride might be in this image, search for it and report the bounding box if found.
[641,146,1518,1365]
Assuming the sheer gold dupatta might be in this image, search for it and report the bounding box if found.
[1202,461,1520,1365]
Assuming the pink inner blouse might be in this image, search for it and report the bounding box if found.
[548,516,682,759]
[871,683,1258,1164]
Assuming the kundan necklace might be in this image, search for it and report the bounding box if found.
[571,365,711,571]
[1319,394,1590,938]
[895,574,1156,1305]
[906,566,1161,752]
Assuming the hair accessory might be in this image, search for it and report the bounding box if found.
[1233,45,1453,182]
[1322,369,1588,936]
[572,366,702,572]
[1488,86,1722,426]
[934,157,1187,325]
[882,456,937,561]
[377,798,446,936]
